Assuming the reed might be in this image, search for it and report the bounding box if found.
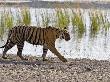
[100,13,110,35]
[71,10,85,38]
[41,10,50,27]
[0,6,110,41]
[0,9,14,39]
[21,8,31,25]
[89,11,101,38]
[56,8,70,29]
[5,11,14,29]
[35,9,40,26]
[15,9,22,25]
[89,10,110,38]
[0,12,5,39]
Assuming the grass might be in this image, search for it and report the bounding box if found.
[5,11,14,29]
[71,10,85,38]
[0,7,31,39]
[56,8,70,30]
[89,11,101,38]
[15,9,22,25]
[89,11,110,38]
[100,12,110,36]
[21,8,31,26]
[41,10,50,27]
[0,10,14,39]
[0,12,5,39]
[35,9,40,26]
[0,7,110,40]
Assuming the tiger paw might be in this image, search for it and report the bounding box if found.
[59,56,67,62]
[61,58,67,62]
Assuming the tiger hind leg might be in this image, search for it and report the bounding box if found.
[2,41,15,59]
[17,43,27,60]
[42,46,48,61]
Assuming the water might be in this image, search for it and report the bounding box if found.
[0,7,110,60]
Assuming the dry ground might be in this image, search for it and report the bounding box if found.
[0,54,110,82]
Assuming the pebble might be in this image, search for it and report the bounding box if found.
[0,55,110,82]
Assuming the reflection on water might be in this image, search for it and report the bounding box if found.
[0,7,110,60]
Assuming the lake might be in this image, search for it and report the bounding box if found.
[0,7,110,60]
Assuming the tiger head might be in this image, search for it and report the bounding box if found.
[60,29,70,41]
[47,26,70,41]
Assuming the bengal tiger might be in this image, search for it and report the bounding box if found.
[0,25,70,62]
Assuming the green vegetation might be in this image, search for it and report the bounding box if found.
[0,7,110,40]
[0,11,14,39]
[5,11,14,29]
[41,10,50,27]
[56,8,70,30]
[71,10,85,38]
[35,9,40,26]
[100,12,110,36]
[0,12,5,39]
[89,12,101,38]
[21,8,31,25]
[89,11,110,38]
[15,10,22,25]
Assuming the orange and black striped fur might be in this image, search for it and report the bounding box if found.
[0,25,70,62]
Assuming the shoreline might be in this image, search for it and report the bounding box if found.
[0,1,110,9]
[0,54,110,82]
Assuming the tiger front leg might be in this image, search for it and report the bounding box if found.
[47,43,67,62]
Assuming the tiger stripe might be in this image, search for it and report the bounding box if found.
[35,28,40,44]
[31,27,37,44]
[27,27,34,41]
[41,28,44,45]
[0,25,70,62]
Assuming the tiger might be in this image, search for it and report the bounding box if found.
[0,25,70,62]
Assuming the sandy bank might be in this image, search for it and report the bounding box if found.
[0,54,110,82]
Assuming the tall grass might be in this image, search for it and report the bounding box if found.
[35,9,40,26]
[15,9,22,25]
[88,11,110,38]
[100,12,110,36]
[89,11,101,38]
[41,10,50,27]
[0,10,14,39]
[56,8,70,29]
[71,10,85,38]
[0,7,110,40]
[0,7,31,39]
[5,11,14,29]
[21,8,31,25]
[0,12,5,39]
